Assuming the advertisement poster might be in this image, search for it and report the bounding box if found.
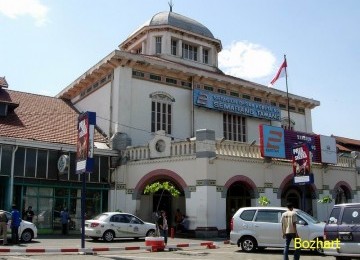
[292,143,312,184]
[259,125,286,158]
[76,112,96,174]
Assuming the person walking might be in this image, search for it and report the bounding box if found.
[0,211,8,245]
[10,205,21,245]
[24,206,35,222]
[157,210,169,246]
[174,208,183,231]
[60,208,70,235]
[281,202,300,260]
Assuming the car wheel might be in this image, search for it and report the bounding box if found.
[313,238,324,255]
[90,237,99,241]
[21,229,33,243]
[240,236,257,252]
[103,230,115,242]
[146,229,156,237]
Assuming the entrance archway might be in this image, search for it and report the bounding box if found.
[134,169,187,226]
[333,181,352,204]
[224,176,257,233]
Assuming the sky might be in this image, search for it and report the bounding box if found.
[1,0,359,140]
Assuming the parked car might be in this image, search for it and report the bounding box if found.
[323,203,360,260]
[84,212,156,242]
[230,206,325,253]
[0,210,38,242]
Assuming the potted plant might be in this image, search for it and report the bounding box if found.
[258,195,271,206]
[143,181,180,250]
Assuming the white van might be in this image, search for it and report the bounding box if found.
[230,206,325,253]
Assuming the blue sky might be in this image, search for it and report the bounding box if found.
[1,0,359,140]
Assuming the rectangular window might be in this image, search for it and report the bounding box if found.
[254,97,262,102]
[182,43,198,61]
[223,114,246,142]
[151,98,172,135]
[150,74,161,81]
[279,103,287,109]
[270,101,277,106]
[14,147,25,177]
[132,70,145,78]
[242,94,251,100]
[181,81,192,88]
[25,148,37,178]
[230,92,239,97]
[37,149,48,179]
[155,36,162,54]
[48,151,59,180]
[217,88,226,94]
[203,49,209,64]
[166,78,177,85]
[171,40,177,55]
[298,108,305,113]
[204,85,213,91]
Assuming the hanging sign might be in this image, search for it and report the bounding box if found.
[292,143,313,184]
[76,111,96,174]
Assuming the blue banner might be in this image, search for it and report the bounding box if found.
[193,89,281,121]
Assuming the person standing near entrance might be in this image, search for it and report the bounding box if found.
[24,206,35,222]
[157,210,168,246]
[11,204,21,244]
[60,208,70,235]
[0,211,8,245]
[281,202,300,260]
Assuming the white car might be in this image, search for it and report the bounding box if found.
[85,212,156,242]
[230,206,325,254]
[1,210,38,242]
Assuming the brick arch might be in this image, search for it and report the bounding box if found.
[332,181,353,200]
[223,175,258,198]
[277,173,318,199]
[133,169,188,199]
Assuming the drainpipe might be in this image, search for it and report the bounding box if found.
[9,145,18,209]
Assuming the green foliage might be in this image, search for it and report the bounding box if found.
[144,181,180,198]
[318,195,333,204]
[258,195,271,206]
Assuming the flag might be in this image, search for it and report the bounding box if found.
[268,59,287,87]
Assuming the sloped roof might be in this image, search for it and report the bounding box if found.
[334,135,360,146]
[0,89,107,146]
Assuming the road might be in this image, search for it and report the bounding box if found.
[0,235,334,260]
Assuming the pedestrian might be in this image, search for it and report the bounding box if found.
[60,208,70,235]
[157,210,168,246]
[281,202,300,260]
[178,215,189,233]
[0,210,8,245]
[24,206,35,222]
[10,204,21,244]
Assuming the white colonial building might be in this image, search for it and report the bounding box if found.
[56,10,360,236]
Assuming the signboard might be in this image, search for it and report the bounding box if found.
[320,135,337,164]
[76,111,96,174]
[284,130,321,163]
[292,143,312,184]
[259,125,286,158]
[193,89,281,121]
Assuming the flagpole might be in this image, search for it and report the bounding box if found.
[284,54,291,129]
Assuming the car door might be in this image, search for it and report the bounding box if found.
[337,206,360,254]
[109,214,129,237]
[253,209,284,246]
[295,214,310,242]
[126,214,147,237]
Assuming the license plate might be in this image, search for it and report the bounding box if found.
[339,234,353,241]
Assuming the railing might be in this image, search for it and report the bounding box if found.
[124,140,356,169]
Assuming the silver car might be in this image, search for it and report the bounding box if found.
[84,212,156,242]
[230,206,325,254]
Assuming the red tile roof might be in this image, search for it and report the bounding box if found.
[0,89,107,146]
[333,135,360,146]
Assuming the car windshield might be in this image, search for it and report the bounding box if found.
[92,213,110,221]
[296,209,321,224]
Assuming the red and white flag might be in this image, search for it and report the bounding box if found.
[268,60,287,87]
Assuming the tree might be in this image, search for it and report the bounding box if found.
[258,195,271,206]
[144,181,180,236]
[318,195,333,221]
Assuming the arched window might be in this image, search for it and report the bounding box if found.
[335,186,348,204]
[150,92,175,135]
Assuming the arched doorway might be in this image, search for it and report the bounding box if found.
[334,182,352,204]
[226,182,252,232]
[281,185,315,214]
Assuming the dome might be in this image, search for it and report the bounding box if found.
[149,11,214,39]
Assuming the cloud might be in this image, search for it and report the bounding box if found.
[0,0,49,26]
[218,41,276,81]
